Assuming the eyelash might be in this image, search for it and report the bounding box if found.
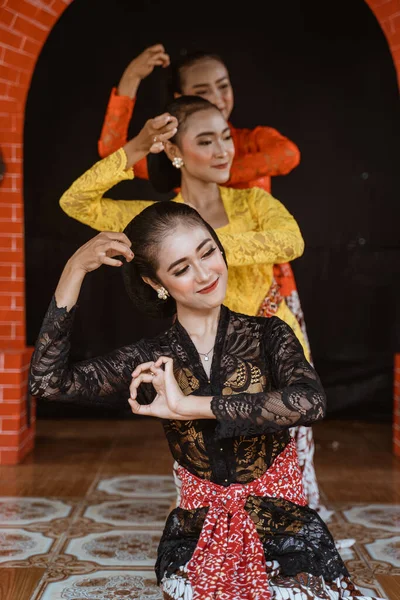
[173,247,217,277]
[196,85,229,95]
[198,134,232,146]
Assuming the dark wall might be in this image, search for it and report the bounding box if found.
[24,0,400,419]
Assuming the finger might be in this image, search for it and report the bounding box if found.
[149,366,164,382]
[132,362,156,377]
[154,356,173,369]
[149,142,165,154]
[129,373,154,400]
[151,113,174,130]
[157,129,178,143]
[147,43,165,54]
[100,240,134,261]
[149,53,170,65]
[128,398,153,416]
[131,373,155,386]
[156,120,178,136]
[101,232,132,247]
[99,255,123,268]
[130,372,155,392]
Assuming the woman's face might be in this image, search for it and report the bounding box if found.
[175,108,235,185]
[178,58,234,121]
[155,224,227,312]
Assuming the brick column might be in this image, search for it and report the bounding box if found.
[0,0,72,464]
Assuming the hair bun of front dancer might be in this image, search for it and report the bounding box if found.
[147,95,220,194]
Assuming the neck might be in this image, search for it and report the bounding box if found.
[176,303,221,344]
[180,175,221,211]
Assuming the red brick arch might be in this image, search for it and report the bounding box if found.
[0,0,399,464]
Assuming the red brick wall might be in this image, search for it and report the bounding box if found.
[0,0,72,464]
[0,0,399,463]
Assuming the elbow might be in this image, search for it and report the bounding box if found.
[293,230,305,259]
[285,233,305,262]
[29,377,43,399]
[59,192,70,213]
[98,141,106,159]
[309,391,327,424]
[300,386,327,426]
[298,235,305,257]
[279,143,301,175]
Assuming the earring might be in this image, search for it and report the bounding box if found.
[172,157,184,169]
[157,287,169,300]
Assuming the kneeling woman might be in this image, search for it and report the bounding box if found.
[29,203,379,600]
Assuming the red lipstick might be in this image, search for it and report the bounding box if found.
[198,278,219,294]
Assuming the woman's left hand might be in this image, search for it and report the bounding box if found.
[128,357,189,419]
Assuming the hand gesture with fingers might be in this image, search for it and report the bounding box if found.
[69,231,134,274]
[124,113,178,167]
[118,44,170,98]
[128,357,188,420]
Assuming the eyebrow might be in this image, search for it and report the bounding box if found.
[167,238,212,272]
[195,126,230,139]
[191,76,229,89]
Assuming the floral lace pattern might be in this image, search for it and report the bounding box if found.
[29,299,346,585]
[59,151,304,319]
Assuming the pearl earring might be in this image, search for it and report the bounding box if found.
[157,287,169,300]
[172,157,184,169]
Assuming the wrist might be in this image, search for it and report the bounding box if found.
[181,395,214,419]
[64,257,88,281]
[123,137,147,169]
[117,76,140,98]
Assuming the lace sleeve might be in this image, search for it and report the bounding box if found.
[29,297,147,405]
[59,148,154,232]
[97,88,149,179]
[218,188,304,267]
[227,126,300,186]
[211,317,326,438]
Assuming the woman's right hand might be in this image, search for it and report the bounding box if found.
[69,231,134,274]
[118,44,170,98]
[123,113,178,167]
[55,232,134,311]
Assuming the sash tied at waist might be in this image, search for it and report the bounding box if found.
[178,439,307,600]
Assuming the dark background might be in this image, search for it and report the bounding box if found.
[24,0,400,420]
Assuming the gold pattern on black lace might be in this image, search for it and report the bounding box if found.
[30,299,344,587]
[174,367,200,396]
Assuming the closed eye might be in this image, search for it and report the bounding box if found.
[173,265,189,277]
[202,246,216,259]
[173,247,216,276]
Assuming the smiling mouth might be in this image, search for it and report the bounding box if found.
[197,278,220,294]
[212,163,229,170]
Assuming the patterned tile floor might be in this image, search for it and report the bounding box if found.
[0,475,399,598]
[0,419,399,599]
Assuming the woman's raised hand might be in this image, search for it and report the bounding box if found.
[55,232,134,311]
[69,231,134,273]
[124,113,178,167]
[118,44,170,98]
